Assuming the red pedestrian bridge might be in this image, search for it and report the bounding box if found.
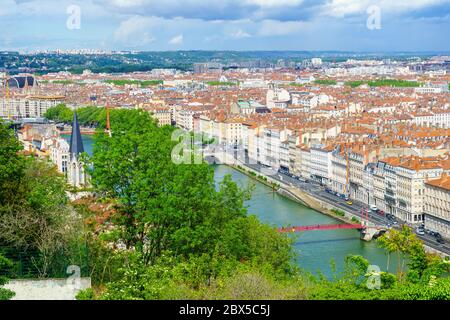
[278,223,364,233]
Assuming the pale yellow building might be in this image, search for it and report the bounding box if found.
[424,174,450,239]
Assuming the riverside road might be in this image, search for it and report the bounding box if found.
[214,149,450,257]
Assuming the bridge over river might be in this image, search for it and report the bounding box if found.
[214,164,398,277]
[67,135,399,278]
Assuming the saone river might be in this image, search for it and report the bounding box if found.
[67,134,396,277]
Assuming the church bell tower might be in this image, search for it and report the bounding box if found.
[68,111,86,187]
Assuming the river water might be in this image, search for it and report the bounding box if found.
[213,165,398,277]
[61,134,94,156]
[68,134,396,277]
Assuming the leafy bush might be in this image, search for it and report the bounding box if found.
[0,254,15,300]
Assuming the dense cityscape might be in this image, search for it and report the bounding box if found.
[0,0,450,308]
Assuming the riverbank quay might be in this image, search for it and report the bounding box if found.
[208,152,449,255]
[208,152,363,226]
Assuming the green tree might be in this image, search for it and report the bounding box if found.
[0,254,15,300]
[0,122,25,205]
[0,123,81,277]
[43,104,73,123]
[84,109,296,299]
[377,226,414,276]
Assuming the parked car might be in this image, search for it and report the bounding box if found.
[344,196,350,201]
[436,237,445,244]
[387,214,396,222]
[378,210,385,216]
[416,228,425,235]
[346,201,353,205]
[369,204,378,212]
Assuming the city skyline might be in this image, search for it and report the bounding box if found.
[1,0,450,52]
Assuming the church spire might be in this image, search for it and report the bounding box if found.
[69,111,84,157]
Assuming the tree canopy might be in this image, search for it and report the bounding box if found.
[0,121,84,278]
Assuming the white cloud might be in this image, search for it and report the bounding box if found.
[229,29,251,39]
[244,0,303,7]
[109,0,146,8]
[258,19,309,36]
[114,16,157,46]
[321,0,450,18]
[0,0,18,16]
[168,34,183,45]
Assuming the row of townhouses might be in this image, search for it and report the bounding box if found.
[193,117,450,239]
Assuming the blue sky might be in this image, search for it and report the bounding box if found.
[1,0,449,52]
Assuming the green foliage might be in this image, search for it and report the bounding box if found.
[351,217,360,223]
[377,226,427,277]
[314,79,337,85]
[0,254,15,300]
[0,123,84,278]
[367,79,422,87]
[331,208,345,217]
[44,104,107,126]
[289,82,306,87]
[75,287,95,300]
[345,80,365,88]
[85,109,297,298]
[43,104,74,123]
[344,79,422,88]
[0,122,25,206]
[52,80,74,85]
[89,110,293,266]
[105,79,163,87]
[206,81,237,86]
[96,252,306,300]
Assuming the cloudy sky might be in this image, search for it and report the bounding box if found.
[1,0,449,52]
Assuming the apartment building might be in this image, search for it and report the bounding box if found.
[412,110,450,128]
[242,123,262,162]
[396,157,443,224]
[348,148,377,204]
[224,120,243,147]
[424,174,450,239]
[287,135,300,175]
[260,127,283,168]
[50,137,70,174]
[331,146,348,196]
[147,107,172,126]
[230,99,268,115]
[300,146,311,180]
[174,108,196,131]
[266,87,290,109]
[0,95,65,119]
[309,144,333,186]
[279,141,291,172]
